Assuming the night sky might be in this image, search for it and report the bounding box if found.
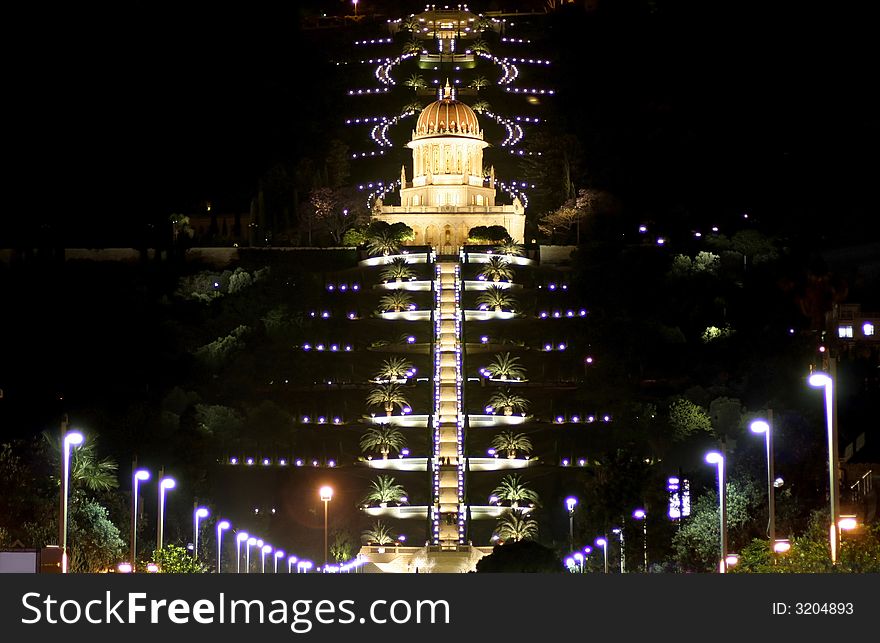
[5,0,879,246]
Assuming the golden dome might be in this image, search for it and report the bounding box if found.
[414,81,481,140]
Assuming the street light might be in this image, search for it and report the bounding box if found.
[193,507,209,560]
[808,371,841,564]
[130,469,150,570]
[216,520,230,573]
[750,417,776,554]
[157,476,176,551]
[274,550,284,573]
[236,531,249,573]
[261,544,272,573]
[60,430,84,573]
[353,0,359,16]
[288,555,298,573]
[595,537,608,573]
[632,509,648,572]
[773,539,791,554]
[573,551,584,573]
[705,451,727,573]
[565,497,577,551]
[245,537,256,573]
[320,486,333,565]
[612,527,625,573]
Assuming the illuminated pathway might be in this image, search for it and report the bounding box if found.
[432,258,465,548]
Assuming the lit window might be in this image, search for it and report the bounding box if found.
[864,322,875,337]
[837,325,853,339]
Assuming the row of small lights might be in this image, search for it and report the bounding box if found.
[482,110,523,147]
[354,38,394,45]
[504,87,555,95]
[365,178,401,209]
[347,87,391,95]
[558,414,612,424]
[495,180,529,209]
[326,283,361,291]
[301,343,354,352]
[475,51,518,85]
[538,309,589,318]
[500,37,530,44]
[306,310,360,319]
[229,457,337,467]
[537,283,569,290]
[350,150,387,159]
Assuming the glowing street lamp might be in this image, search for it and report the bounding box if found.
[632,509,648,572]
[261,544,273,573]
[193,507,209,560]
[245,537,257,573]
[157,476,176,551]
[750,416,776,552]
[235,531,249,573]
[595,537,608,574]
[705,451,727,573]
[838,515,858,531]
[565,497,577,551]
[320,486,334,565]
[130,469,150,570]
[216,520,230,573]
[288,554,298,573]
[808,371,841,564]
[611,527,625,573]
[573,551,584,573]
[274,550,284,573]
[773,539,791,554]
[60,429,84,574]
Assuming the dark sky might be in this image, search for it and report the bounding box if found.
[5,0,879,245]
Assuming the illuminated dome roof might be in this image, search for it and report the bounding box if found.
[414,81,482,140]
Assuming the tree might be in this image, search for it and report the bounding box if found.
[468,225,509,244]
[402,39,422,55]
[379,291,414,313]
[495,511,538,542]
[360,425,406,458]
[194,325,250,371]
[380,257,415,282]
[492,475,540,507]
[68,498,125,572]
[153,544,209,573]
[471,100,491,114]
[362,520,395,545]
[402,100,424,115]
[366,383,410,416]
[486,352,526,380]
[477,286,517,312]
[469,75,489,92]
[366,229,400,256]
[490,431,533,458]
[487,389,529,415]
[470,38,490,54]
[495,239,524,256]
[479,256,514,282]
[667,398,713,442]
[475,540,564,573]
[373,357,414,382]
[362,475,408,506]
[404,73,427,90]
[330,530,354,563]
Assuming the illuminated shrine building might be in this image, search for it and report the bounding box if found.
[373,81,525,252]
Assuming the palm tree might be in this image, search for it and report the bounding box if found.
[379,291,414,313]
[486,352,526,380]
[374,357,414,382]
[360,425,407,458]
[401,15,421,32]
[487,389,529,415]
[495,511,538,542]
[362,520,395,545]
[470,38,491,54]
[471,100,491,114]
[491,474,540,507]
[362,475,408,506]
[43,431,119,491]
[366,229,399,256]
[404,73,427,90]
[402,39,422,55]
[366,383,410,417]
[479,256,513,282]
[490,430,533,458]
[477,286,516,312]
[495,239,524,256]
[402,100,424,115]
[469,75,490,92]
[380,257,415,282]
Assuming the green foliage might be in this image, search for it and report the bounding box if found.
[475,540,564,573]
[194,325,250,371]
[195,404,244,443]
[494,239,524,256]
[379,291,414,312]
[477,286,517,311]
[362,475,408,506]
[471,100,491,114]
[491,475,540,506]
[176,268,266,302]
[469,76,489,92]
[330,530,354,563]
[490,431,533,457]
[667,398,713,441]
[701,324,734,343]
[68,497,125,572]
[153,544,209,573]
[365,221,414,255]
[361,521,395,545]
[495,511,538,542]
[478,256,514,282]
[470,38,490,54]
[380,257,415,282]
[374,357,414,381]
[343,227,368,246]
[360,425,406,458]
[468,225,510,243]
[486,352,526,380]
[668,251,720,278]
[709,397,743,438]
[487,389,529,415]
[365,383,410,415]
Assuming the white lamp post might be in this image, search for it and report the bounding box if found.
[288,554,298,573]
[632,509,647,572]
[612,527,625,573]
[193,507,209,560]
[705,451,727,573]
[808,371,841,564]
[261,544,272,573]
[157,476,176,551]
[565,497,577,551]
[750,416,776,552]
[595,537,608,574]
[320,486,334,565]
[216,520,230,573]
[235,532,249,573]
[60,430,84,574]
[274,550,284,573]
[131,469,150,570]
[245,537,257,573]
[573,551,584,573]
